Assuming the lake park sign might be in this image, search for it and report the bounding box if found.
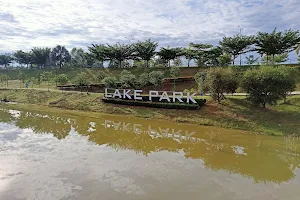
[105,88,198,104]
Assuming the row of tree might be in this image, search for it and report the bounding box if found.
[1,28,300,69]
[195,66,296,107]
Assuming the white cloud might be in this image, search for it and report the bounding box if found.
[0,0,300,52]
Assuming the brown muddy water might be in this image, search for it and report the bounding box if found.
[0,105,300,200]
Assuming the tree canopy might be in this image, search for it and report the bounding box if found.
[134,39,158,67]
[220,34,256,65]
[50,45,71,68]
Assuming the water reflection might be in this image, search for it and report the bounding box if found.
[0,106,299,186]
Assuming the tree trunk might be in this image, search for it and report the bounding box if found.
[188,59,190,67]
[146,60,149,68]
[284,95,287,104]
[119,60,122,68]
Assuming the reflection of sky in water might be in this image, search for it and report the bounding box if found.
[1,108,300,200]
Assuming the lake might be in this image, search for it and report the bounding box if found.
[0,105,300,200]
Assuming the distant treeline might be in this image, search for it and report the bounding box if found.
[1,28,300,69]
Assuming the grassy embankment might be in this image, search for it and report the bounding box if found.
[1,88,300,136]
[2,66,300,91]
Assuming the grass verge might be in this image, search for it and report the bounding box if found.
[1,88,300,136]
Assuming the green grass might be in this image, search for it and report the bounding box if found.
[1,88,300,136]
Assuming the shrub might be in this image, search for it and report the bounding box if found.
[148,71,164,88]
[170,66,180,78]
[217,54,232,67]
[75,72,90,93]
[119,70,136,88]
[136,72,149,88]
[75,72,89,86]
[195,67,238,103]
[102,98,201,110]
[241,66,296,107]
[103,76,118,88]
[40,71,53,91]
[97,71,107,83]
[56,74,69,85]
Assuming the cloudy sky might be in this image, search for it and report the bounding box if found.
[1,0,300,58]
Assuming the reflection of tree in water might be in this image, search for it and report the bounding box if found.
[88,127,180,156]
[15,111,71,140]
[1,106,300,184]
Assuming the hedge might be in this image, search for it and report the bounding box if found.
[106,95,206,106]
[102,98,202,110]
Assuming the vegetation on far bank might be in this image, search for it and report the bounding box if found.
[1,88,300,136]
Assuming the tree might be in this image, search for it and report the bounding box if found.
[50,45,71,69]
[75,72,89,93]
[217,54,232,67]
[119,70,136,88]
[189,43,224,67]
[103,76,118,88]
[241,67,296,108]
[220,34,256,65]
[296,43,300,55]
[148,71,164,89]
[245,55,259,65]
[134,39,158,67]
[106,43,135,68]
[0,54,13,68]
[157,47,182,67]
[261,53,288,65]
[170,66,180,90]
[70,48,87,67]
[256,28,300,64]
[0,74,8,88]
[198,46,223,67]
[14,50,32,68]
[40,71,53,91]
[195,68,238,103]
[92,60,104,68]
[280,68,296,103]
[31,47,51,69]
[88,44,108,65]
[17,71,26,88]
[183,46,197,67]
[56,74,69,85]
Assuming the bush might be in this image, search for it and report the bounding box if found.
[195,67,238,103]
[113,94,205,105]
[170,66,180,78]
[119,70,136,88]
[217,54,231,67]
[103,76,118,88]
[241,66,296,107]
[102,98,201,110]
[97,71,107,83]
[148,71,164,88]
[75,72,89,93]
[75,72,89,86]
[56,74,69,85]
[136,72,149,88]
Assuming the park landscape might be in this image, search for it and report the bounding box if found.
[1,28,300,136]
[2,0,300,199]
